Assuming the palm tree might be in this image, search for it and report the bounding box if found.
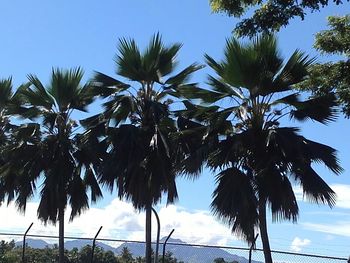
[179,35,342,263]
[0,68,103,263]
[84,34,202,263]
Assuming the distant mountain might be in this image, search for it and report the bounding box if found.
[17,237,262,263]
[116,238,262,263]
[17,239,116,253]
[16,238,53,249]
[64,239,116,252]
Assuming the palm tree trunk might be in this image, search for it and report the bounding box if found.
[145,202,152,263]
[258,198,273,263]
[58,205,65,263]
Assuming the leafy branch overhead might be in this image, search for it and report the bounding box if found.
[298,15,350,116]
[209,0,348,36]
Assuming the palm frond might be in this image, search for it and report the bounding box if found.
[68,174,89,221]
[207,75,244,99]
[48,67,86,112]
[211,168,258,244]
[0,77,13,109]
[257,167,299,223]
[302,139,343,175]
[93,71,130,96]
[23,74,55,110]
[84,166,103,203]
[165,63,204,86]
[274,50,315,88]
[292,164,337,207]
[176,85,227,103]
[116,37,143,81]
[290,93,338,124]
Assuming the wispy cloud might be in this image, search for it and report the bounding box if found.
[290,237,311,252]
[302,221,350,237]
[0,198,237,246]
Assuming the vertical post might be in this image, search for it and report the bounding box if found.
[249,234,259,263]
[162,229,174,263]
[91,226,103,263]
[22,222,33,263]
[151,207,160,263]
[145,203,152,263]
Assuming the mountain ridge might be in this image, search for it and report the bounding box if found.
[16,237,262,263]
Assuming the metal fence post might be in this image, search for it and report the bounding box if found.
[151,207,160,263]
[91,226,103,263]
[162,229,174,263]
[248,234,259,263]
[22,222,33,263]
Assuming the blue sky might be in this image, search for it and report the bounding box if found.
[0,0,350,259]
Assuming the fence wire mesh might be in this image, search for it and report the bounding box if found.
[0,232,348,263]
[249,248,348,263]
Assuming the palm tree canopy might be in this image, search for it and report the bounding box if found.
[178,34,342,243]
[83,34,203,210]
[0,68,103,223]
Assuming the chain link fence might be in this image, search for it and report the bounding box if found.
[0,232,348,263]
[249,248,347,263]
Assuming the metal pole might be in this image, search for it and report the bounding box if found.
[151,208,160,263]
[91,226,103,263]
[248,234,259,263]
[22,222,33,263]
[162,229,174,263]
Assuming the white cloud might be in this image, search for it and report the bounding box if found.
[0,199,236,247]
[290,237,311,252]
[302,221,350,237]
[332,184,350,209]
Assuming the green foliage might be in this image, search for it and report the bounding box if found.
[315,15,350,55]
[209,0,348,36]
[0,240,185,263]
[0,240,17,262]
[120,247,134,263]
[298,15,350,116]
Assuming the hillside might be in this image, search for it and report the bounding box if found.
[17,237,262,263]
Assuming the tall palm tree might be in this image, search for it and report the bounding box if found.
[179,35,342,263]
[84,34,202,263]
[0,68,103,263]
